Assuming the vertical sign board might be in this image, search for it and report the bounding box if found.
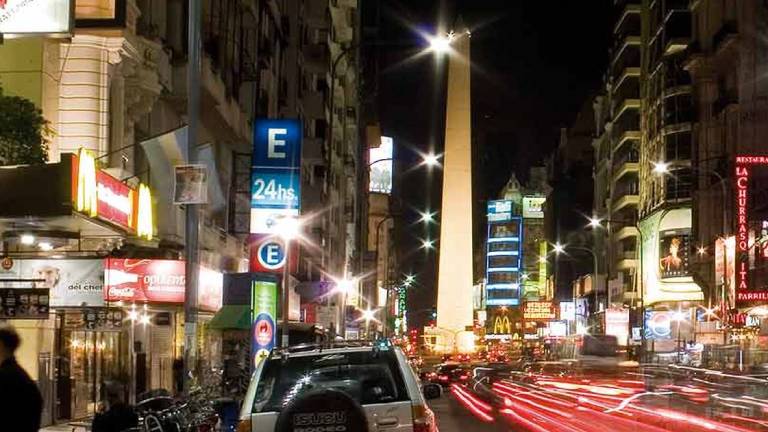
[735,156,768,303]
[250,120,302,234]
[251,279,278,369]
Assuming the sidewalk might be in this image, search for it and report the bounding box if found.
[40,421,90,431]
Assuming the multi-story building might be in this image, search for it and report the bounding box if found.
[686,1,768,350]
[592,0,642,310]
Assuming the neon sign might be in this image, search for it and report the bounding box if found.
[73,148,154,238]
[734,156,768,302]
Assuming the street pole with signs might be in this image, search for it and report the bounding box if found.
[183,0,202,393]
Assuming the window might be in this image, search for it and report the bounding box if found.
[664,132,692,161]
[252,350,409,413]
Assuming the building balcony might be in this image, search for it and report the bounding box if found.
[614,130,640,150]
[612,161,639,182]
[614,3,641,34]
[614,98,641,120]
[613,67,641,90]
[616,253,637,270]
[613,193,639,212]
[612,226,638,241]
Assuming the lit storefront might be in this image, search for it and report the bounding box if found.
[0,149,156,422]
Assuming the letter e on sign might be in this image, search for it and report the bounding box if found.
[257,241,285,270]
[268,128,287,159]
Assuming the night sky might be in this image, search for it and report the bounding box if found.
[366,1,613,328]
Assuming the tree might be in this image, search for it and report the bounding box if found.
[0,85,50,165]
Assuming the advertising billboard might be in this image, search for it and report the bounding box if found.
[644,311,673,340]
[487,200,513,222]
[104,259,222,311]
[251,119,302,234]
[716,236,737,309]
[559,301,575,321]
[658,229,691,279]
[522,196,545,219]
[523,301,556,321]
[0,0,73,37]
[369,136,393,194]
[251,279,277,368]
[605,308,629,345]
[173,164,208,204]
[639,208,703,305]
[0,258,105,307]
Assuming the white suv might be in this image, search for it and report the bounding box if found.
[236,341,441,432]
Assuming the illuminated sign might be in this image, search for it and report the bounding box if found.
[251,279,277,368]
[523,301,556,321]
[73,149,154,238]
[644,310,672,340]
[0,0,73,37]
[559,302,575,321]
[605,308,629,345]
[486,215,522,306]
[104,259,221,311]
[76,148,98,217]
[715,236,736,309]
[251,119,302,234]
[658,229,691,279]
[487,200,513,222]
[734,156,768,302]
[369,136,393,194]
[97,171,134,229]
[492,315,512,334]
[136,184,153,240]
[522,196,545,219]
[639,208,703,305]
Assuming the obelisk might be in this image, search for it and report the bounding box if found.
[436,24,474,338]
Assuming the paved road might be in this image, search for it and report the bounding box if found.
[430,392,512,432]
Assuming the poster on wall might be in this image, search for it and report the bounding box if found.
[0,259,104,307]
[369,136,393,194]
[174,165,208,204]
[251,279,277,368]
[658,229,691,279]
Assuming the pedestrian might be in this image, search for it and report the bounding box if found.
[0,324,43,432]
[91,382,138,432]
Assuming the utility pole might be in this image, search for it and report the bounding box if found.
[183,0,202,393]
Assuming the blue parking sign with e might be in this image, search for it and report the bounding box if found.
[257,241,285,270]
[251,119,302,212]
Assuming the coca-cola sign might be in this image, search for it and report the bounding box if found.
[104,258,222,311]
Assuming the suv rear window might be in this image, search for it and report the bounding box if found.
[252,350,410,413]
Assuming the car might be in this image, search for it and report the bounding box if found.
[431,363,471,387]
[237,340,441,432]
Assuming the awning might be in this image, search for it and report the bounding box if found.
[208,304,251,330]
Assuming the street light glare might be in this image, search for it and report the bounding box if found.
[428,33,454,53]
[652,161,670,175]
[588,217,602,228]
[422,238,435,250]
[362,309,377,322]
[419,210,435,224]
[275,217,301,240]
[335,277,356,293]
[553,243,565,254]
[423,153,440,167]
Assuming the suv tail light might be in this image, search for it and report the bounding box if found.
[412,403,435,432]
[236,418,252,432]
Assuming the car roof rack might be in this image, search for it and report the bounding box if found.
[272,339,392,356]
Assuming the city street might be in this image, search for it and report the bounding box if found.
[431,393,510,432]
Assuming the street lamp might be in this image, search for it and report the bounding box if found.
[422,153,441,167]
[419,210,435,224]
[421,238,435,250]
[275,216,301,347]
[428,32,455,54]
